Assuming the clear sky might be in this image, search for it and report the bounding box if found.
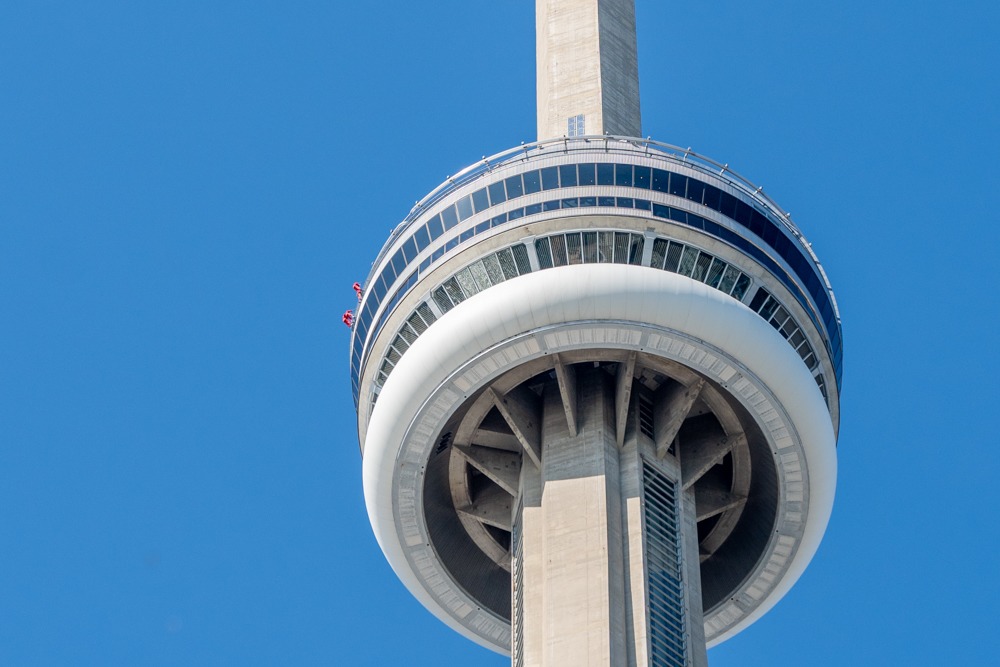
[2,1,998,665]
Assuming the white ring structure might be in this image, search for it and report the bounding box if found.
[363,264,836,653]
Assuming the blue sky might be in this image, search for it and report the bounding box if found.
[2,1,998,664]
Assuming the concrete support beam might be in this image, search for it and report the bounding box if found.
[615,352,636,447]
[458,484,513,531]
[695,485,747,522]
[490,386,543,467]
[681,431,747,490]
[654,378,705,459]
[536,0,641,140]
[552,354,578,437]
[454,444,521,496]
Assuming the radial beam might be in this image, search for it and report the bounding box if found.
[552,355,578,437]
[654,378,705,459]
[536,0,642,140]
[454,444,522,496]
[615,352,637,447]
[490,386,543,467]
[681,432,747,490]
[457,484,513,531]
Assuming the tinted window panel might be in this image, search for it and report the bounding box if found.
[414,225,430,251]
[579,163,597,186]
[559,164,578,187]
[427,214,443,239]
[634,166,652,189]
[441,206,459,230]
[505,175,524,198]
[597,163,615,185]
[702,184,721,211]
[488,180,507,205]
[541,166,559,190]
[402,237,417,262]
[523,170,541,194]
[687,179,705,204]
[472,188,490,213]
[615,164,633,187]
[652,169,669,192]
[669,173,687,197]
[456,195,473,221]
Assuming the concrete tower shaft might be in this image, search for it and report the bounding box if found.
[536,0,642,140]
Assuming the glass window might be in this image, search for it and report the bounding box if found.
[706,258,726,288]
[616,197,634,208]
[456,195,474,222]
[414,224,430,251]
[472,188,490,213]
[402,236,417,262]
[445,236,459,251]
[597,163,615,185]
[441,205,458,230]
[702,184,721,211]
[469,261,492,290]
[615,163,633,187]
[634,166,651,189]
[651,238,669,270]
[582,231,599,263]
[652,203,670,219]
[664,241,683,272]
[512,244,532,274]
[719,192,739,219]
[543,200,560,211]
[561,197,578,208]
[687,179,705,205]
[652,168,669,192]
[508,207,524,220]
[475,220,490,234]
[491,214,507,227]
[668,173,687,198]
[678,246,698,276]
[443,277,465,304]
[559,164,578,187]
[634,198,651,211]
[535,237,553,269]
[565,233,583,264]
[614,232,631,264]
[455,268,479,297]
[580,196,597,207]
[629,236,645,266]
[599,231,615,263]
[427,214,443,240]
[391,249,406,276]
[718,265,740,294]
[523,170,541,194]
[483,253,505,284]
[578,163,597,186]
[598,196,615,207]
[550,234,568,266]
[460,227,474,242]
[505,174,524,199]
[540,166,559,190]
[431,246,444,262]
[433,286,453,312]
[748,288,769,312]
[496,248,518,279]
[525,203,542,216]
[488,180,507,206]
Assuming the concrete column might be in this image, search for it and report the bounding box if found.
[536,0,641,140]
[513,366,707,666]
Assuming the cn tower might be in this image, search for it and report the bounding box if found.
[351,1,841,665]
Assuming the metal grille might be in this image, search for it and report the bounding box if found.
[750,289,819,370]
[643,461,687,667]
[512,503,525,667]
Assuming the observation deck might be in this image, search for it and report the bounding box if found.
[355,135,841,656]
